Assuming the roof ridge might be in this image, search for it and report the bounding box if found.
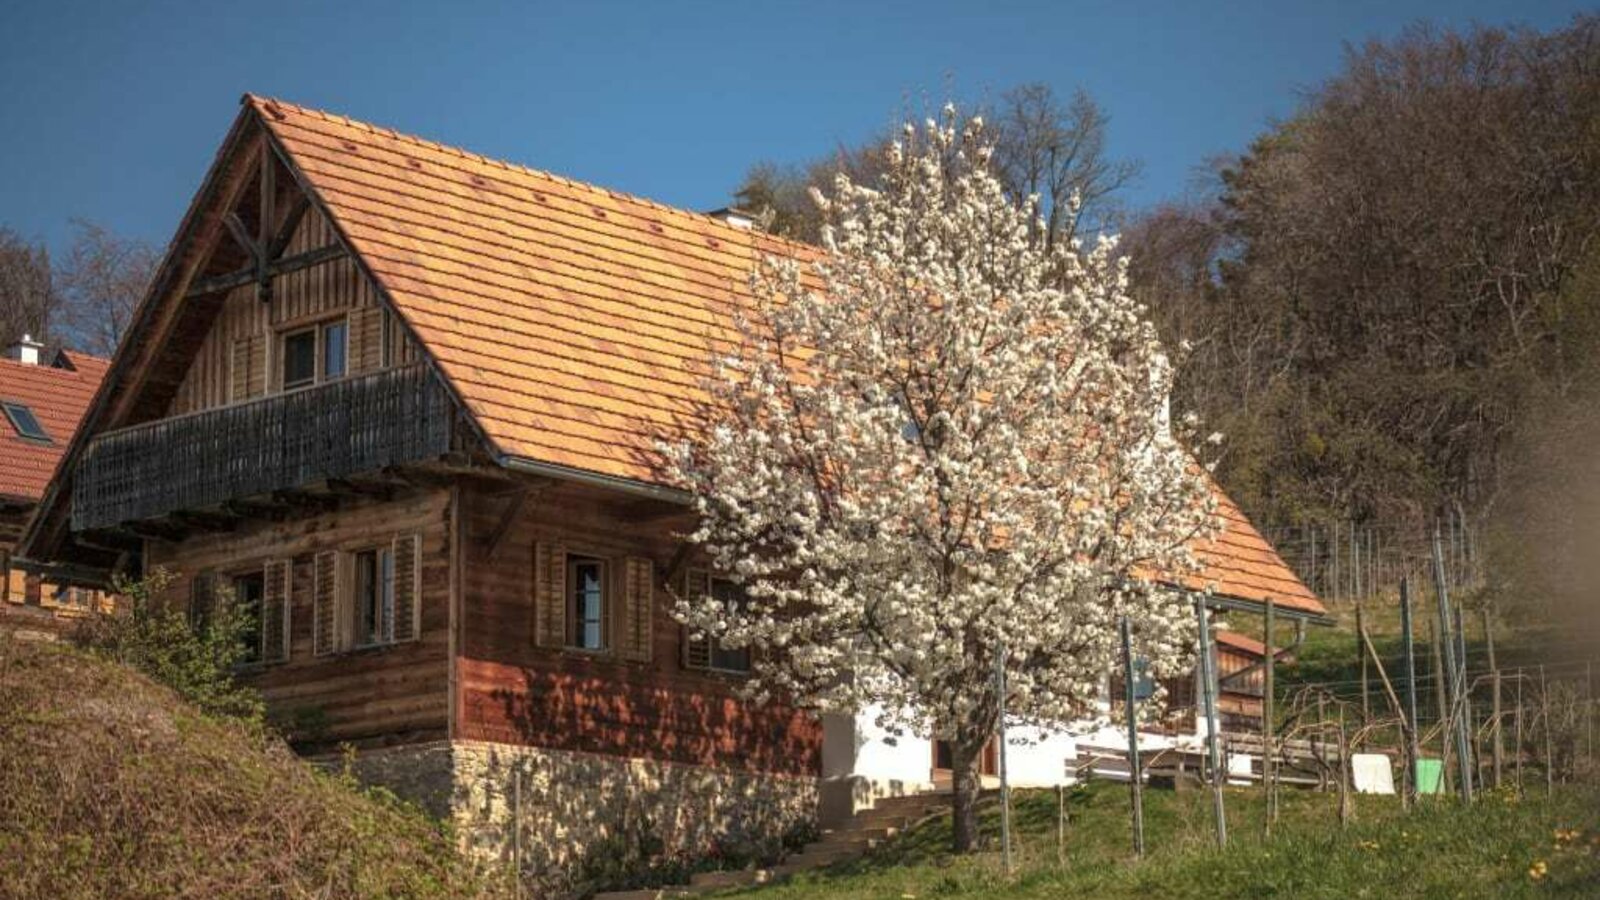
[243,93,807,252]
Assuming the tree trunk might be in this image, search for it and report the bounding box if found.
[950,739,984,853]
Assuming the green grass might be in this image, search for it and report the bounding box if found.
[729,781,1600,899]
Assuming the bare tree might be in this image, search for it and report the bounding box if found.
[989,84,1142,247]
[731,82,1139,247]
[55,219,158,358]
[0,228,58,350]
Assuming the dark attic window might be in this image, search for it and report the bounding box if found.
[1,402,49,442]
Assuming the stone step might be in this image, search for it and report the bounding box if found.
[817,824,897,844]
[591,890,695,900]
[778,845,866,870]
[872,792,949,806]
[688,868,774,889]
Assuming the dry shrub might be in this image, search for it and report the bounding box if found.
[0,635,511,900]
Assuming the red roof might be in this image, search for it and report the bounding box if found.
[0,352,108,503]
[1214,629,1296,658]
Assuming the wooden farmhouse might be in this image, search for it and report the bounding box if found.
[20,96,1328,887]
[0,339,109,632]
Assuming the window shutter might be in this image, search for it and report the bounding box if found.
[229,336,265,402]
[392,533,421,643]
[261,558,291,663]
[532,541,567,648]
[350,305,385,373]
[681,568,711,670]
[188,571,217,626]
[617,556,653,662]
[313,550,339,656]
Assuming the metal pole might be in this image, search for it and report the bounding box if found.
[1120,616,1145,858]
[1357,602,1371,720]
[1262,596,1277,833]
[1587,660,1594,778]
[1337,704,1351,827]
[1430,618,1451,791]
[1056,784,1067,866]
[1195,595,1227,847]
[1455,607,1474,796]
[1399,577,1422,808]
[1431,524,1472,803]
[1484,609,1502,789]
[996,640,1012,875]
[1540,665,1554,796]
[1514,673,1525,795]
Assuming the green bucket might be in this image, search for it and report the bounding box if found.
[1415,758,1445,794]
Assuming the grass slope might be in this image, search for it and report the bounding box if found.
[737,781,1600,899]
[0,635,509,900]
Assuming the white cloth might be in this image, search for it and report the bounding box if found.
[1350,753,1395,794]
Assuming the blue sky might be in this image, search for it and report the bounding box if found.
[1,1,1589,255]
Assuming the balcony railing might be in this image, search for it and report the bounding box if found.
[72,364,453,531]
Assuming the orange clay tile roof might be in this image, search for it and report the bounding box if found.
[0,352,108,503]
[247,95,1324,616]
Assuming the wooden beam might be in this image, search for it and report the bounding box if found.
[258,142,275,249]
[76,527,144,554]
[326,476,395,500]
[169,508,240,533]
[265,194,310,262]
[485,487,530,562]
[184,244,346,298]
[125,519,190,542]
[223,211,261,265]
[663,541,694,587]
[271,488,339,511]
[224,497,291,519]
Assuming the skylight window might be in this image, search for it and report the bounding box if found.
[1,402,48,442]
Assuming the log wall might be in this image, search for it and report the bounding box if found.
[146,486,453,746]
[454,480,822,778]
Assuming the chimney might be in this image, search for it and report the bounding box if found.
[705,207,756,230]
[9,334,43,366]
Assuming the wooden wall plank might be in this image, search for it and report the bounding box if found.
[454,480,822,777]
[145,486,452,746]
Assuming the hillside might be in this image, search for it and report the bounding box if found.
[0,634,508,900]
[732,780,1600,899]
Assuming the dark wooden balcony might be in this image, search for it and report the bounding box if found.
[72,364,454,531]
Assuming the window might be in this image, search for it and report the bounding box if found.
[567,556,607,651]
[1112,658,1157,704]
[60,585,92,608]
[354,547,397,647]
[322,319,348,379]
[2,402,49,442]
[281,329,316,389]
[232,571,265,663]
[280,317,349,390]
[708,577,751,673]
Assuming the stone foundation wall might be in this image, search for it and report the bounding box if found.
[338,739,818,895]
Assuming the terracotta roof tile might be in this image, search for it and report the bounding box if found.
[0,353,108,502]
[248,95,1323,616]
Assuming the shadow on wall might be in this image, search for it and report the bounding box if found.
[470,657,820,774]
[449,665,820,894]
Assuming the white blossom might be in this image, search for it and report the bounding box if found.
[664,107,1218,766]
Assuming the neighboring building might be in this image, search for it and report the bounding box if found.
[21,96,1325,887]
[0,336,109,629]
